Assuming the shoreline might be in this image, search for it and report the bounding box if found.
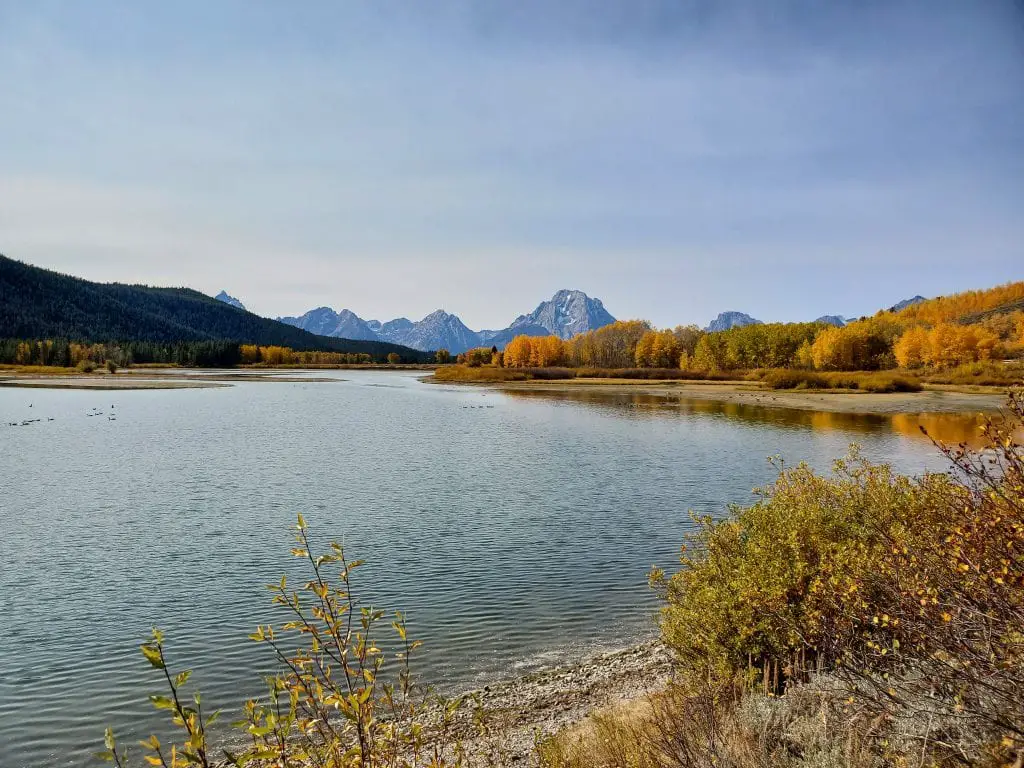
[442,641,672,765]
[0,371,342,389]
[477,379,1007,415]
[1,366,1010,414]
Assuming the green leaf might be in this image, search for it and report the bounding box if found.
[175,670,192,687]
[150,695,175,711]
[141,644,164,669]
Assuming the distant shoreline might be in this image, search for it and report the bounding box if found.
[488,379,1007,415]
[429,375,1007,415]
[0,367,1011,415]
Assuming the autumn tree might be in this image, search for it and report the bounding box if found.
[635,330,681,368]
[809,321,894,371]
[525,335,564,367]
[671,325,704,357]
[240,344,261,364]
[893,326,929,368]
[691,333,729,372]
[503,335,534,368]
[923,323,999,368]
[564,320,651,368]
[386,352,401,364]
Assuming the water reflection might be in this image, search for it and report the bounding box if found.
[503,388,991,446]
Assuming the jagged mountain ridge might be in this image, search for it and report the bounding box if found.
[214,290,246,311]
[279,289,618,353]
[277,307,380,341]
[507,289,616,340]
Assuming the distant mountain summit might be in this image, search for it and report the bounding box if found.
[399,310,480,353]
[889,295,926,313]
[214,290,246,311]
[706,311,762,332]
[276,307,379,340]
[367,318,414,344]
[814,315,847,327]
[508,289,615,340]
[278,289,617,353]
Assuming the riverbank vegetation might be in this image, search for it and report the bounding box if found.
[438,282,1024,392]
[494,283,1024,375]
[0,339,425,370]
[539,390,1024,768]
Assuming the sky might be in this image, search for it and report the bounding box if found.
[1,1,1022,330]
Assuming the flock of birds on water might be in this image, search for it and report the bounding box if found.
[5,403,117,428]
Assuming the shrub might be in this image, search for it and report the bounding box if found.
[651,390,1024,763]
[433,365,528,382]
[77,359,97,373]
[762,369,827,389]
[106,360,119,374]
[854,372,921,393]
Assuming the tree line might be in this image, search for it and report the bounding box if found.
[0,339,408,368]
[494,282,1024,373]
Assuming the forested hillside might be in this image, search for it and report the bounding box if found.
[0,255,429,360]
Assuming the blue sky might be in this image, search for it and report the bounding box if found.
[1,1,1022,329]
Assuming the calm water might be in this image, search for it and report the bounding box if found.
[0,371,977,766]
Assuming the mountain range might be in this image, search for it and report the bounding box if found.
[275,289,617,354]
[213,288,934,351]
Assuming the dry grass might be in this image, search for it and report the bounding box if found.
[0,364,86,376]
[757,369,923,393]
[538,679,889,768]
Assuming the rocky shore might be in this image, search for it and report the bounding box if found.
[452,641,673,765]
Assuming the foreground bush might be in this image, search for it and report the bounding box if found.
[761,369,828,389]
[97,516,492,767]
[648,389,1024,765]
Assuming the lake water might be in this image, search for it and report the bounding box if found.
[0,371,978,766]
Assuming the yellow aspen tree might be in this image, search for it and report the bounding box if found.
[893,327,929,368]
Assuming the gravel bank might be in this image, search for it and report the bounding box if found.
[454,641,672,765]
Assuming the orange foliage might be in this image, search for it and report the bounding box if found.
[893,326,929,368]
[529,336,566,367]
[894,281,1024,326]
[923,323,999,368]
[503,335,534,368]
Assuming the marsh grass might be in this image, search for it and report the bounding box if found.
[758,368,923,392]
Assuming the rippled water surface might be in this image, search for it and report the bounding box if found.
[0,371,977,766]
